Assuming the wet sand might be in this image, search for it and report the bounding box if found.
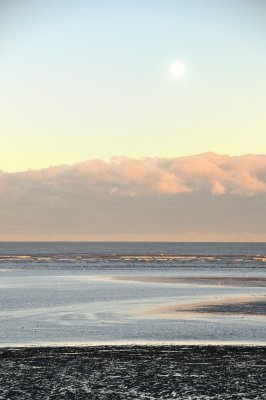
[0,345,265,399]
[111,276,266,318]
[146,295,266,318]
[113,275,266,287]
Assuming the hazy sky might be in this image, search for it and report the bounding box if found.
[1,0,266,172]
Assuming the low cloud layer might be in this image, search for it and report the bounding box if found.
[0,153,266,240]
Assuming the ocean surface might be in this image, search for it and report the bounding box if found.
[0,242,265,346]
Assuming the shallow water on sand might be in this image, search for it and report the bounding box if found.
[0,242,265,346]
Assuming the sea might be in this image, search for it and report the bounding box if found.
[0,242,265,347]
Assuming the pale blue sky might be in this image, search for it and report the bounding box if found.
[1,0,266,171]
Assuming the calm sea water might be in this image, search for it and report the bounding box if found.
[0,242,265,346]
[0,241,266,255]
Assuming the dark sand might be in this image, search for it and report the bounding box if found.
[146,295,266,318]
[113,275,266,287]
[190,300,266,315]
[0,345,265,399]
[144,294,266,318]
[113,275,266,317]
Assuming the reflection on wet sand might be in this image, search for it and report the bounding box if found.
[110,276,266,318]
[146,295,266,318]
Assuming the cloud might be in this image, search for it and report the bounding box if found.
[2,152,266,197]
[72,152,266,195]
[0,153,266,240]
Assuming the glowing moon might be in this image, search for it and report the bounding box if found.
[170,61,186,77]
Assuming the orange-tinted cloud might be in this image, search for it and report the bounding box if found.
[2,152,263,195]
[0,153,265,240]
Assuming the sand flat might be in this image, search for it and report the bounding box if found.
[112,275,266,287]
[144,294,266,318]
[0,345,266,399]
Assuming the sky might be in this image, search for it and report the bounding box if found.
[0,0,265,241]
[1,0,266,172]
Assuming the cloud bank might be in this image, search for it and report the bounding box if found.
[0,153,266,240]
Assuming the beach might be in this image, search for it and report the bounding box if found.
[1,345,266,399]
[0,242,265,398]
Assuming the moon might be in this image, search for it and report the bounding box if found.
[170,61,186,78]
